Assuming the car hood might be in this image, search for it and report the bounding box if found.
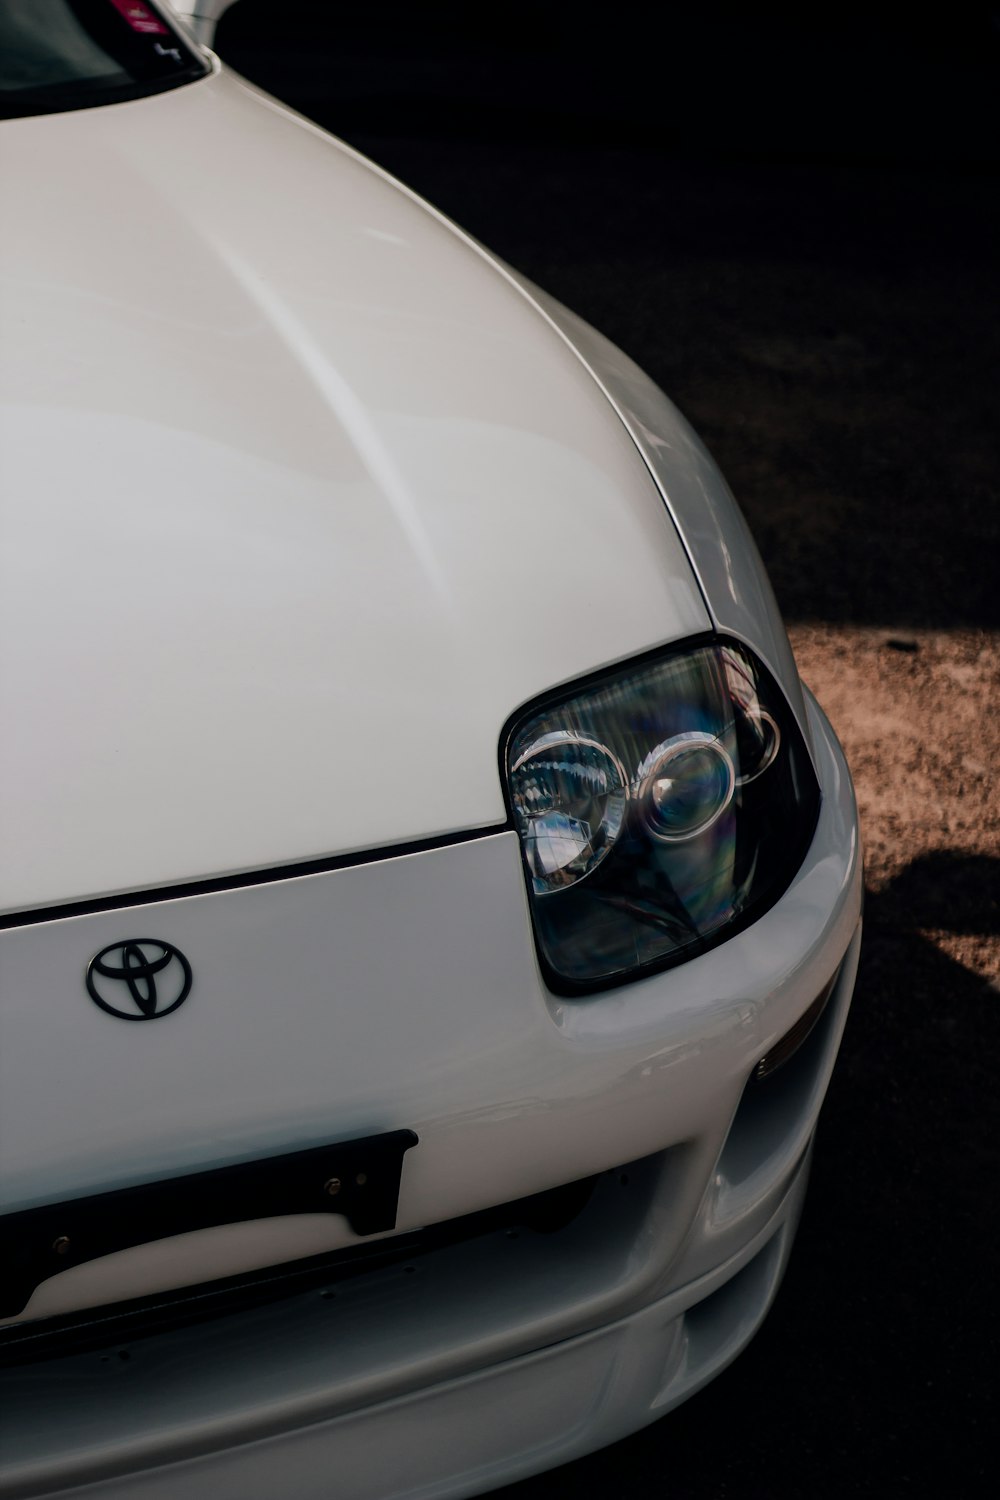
[0,69,707,915]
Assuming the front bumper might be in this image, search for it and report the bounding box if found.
[4,1151,816,1500]
[0,689,861,1496]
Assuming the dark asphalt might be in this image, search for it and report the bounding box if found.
[216,6,999,1494]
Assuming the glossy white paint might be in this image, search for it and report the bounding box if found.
[0,36,864,1500]
[1,1166,810,1500]
[0,68,708,916]
[1,690,860,1327]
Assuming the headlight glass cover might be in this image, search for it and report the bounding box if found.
[504,637,820,991]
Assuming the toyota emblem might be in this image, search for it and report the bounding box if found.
[86,940,192,1021]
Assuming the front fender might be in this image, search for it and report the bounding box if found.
[497,275,813,757]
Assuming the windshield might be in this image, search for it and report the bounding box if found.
[0,0,208,117]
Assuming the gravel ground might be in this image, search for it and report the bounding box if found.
[218,11,999,1493]
[789,624,999,988]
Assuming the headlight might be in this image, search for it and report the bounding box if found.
[503,636,820,991]
[509,732,628,894]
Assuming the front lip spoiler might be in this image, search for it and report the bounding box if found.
[0,1130,418,1320]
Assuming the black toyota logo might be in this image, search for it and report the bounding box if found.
[86,940,192,1021]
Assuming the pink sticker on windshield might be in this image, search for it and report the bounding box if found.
[107,1,170,35]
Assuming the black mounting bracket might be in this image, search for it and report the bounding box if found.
[0,1129,418,1319]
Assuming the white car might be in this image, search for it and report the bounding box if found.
[0,4,862,1497]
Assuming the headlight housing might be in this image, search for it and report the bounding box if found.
[503,636,819,992]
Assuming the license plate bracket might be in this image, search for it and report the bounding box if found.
[0,1129,418,1319]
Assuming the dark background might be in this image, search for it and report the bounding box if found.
[215,5,999,1494]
